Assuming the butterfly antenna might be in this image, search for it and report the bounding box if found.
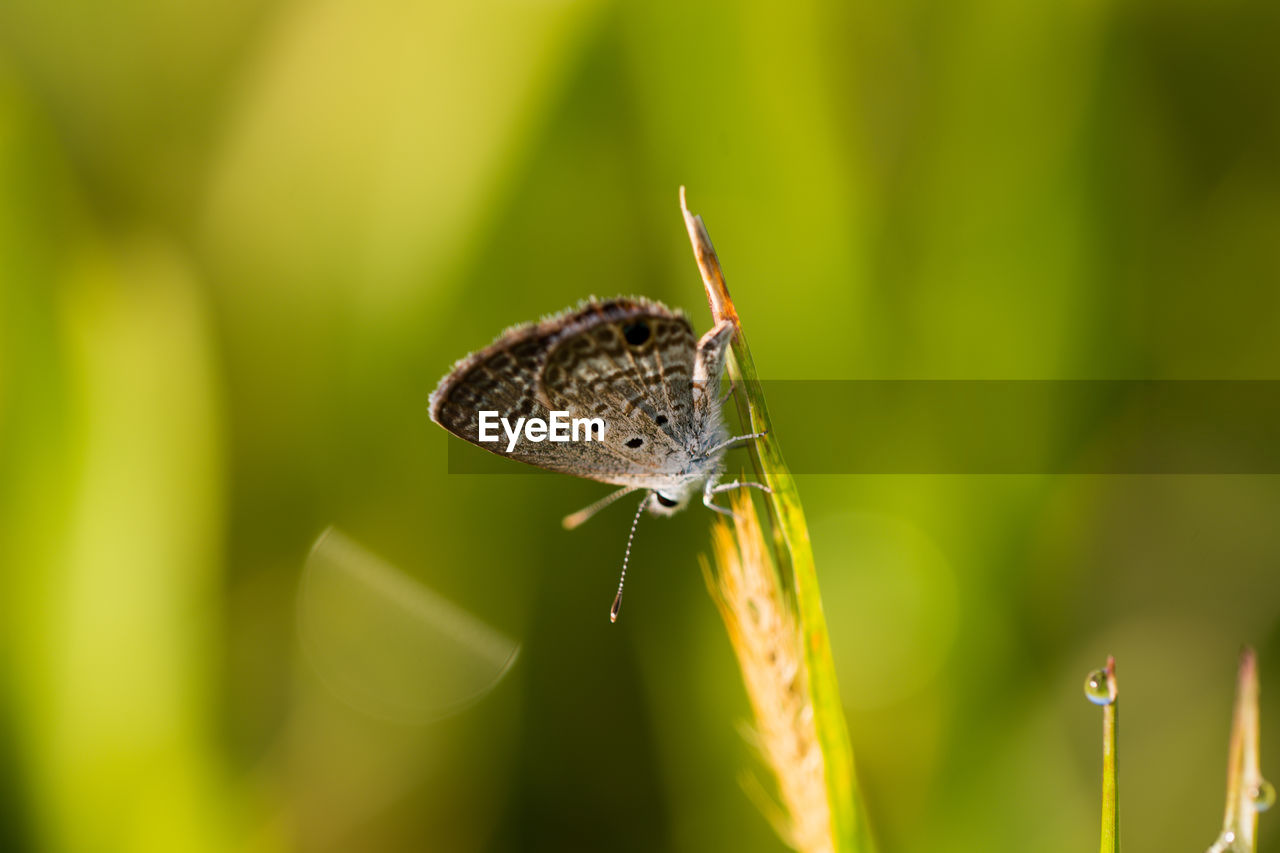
[610,492,652,623]
[563,485,639,531]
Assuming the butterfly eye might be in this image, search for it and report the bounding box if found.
[654,414,668,426]
[622,321,651,346]
[625,437,643,448]
[655,492,679,508]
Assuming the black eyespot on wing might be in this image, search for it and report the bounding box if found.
[625,437,643,448]
[655,493,679,508]
[622,321,651,346]
[654,414,668,426]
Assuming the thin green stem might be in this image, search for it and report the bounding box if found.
[1099,656,1119,853]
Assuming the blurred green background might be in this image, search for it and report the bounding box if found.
[2,1,1278,851]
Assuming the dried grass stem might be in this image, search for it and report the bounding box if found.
[704,491,832,853]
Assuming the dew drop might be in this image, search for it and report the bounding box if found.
[1206,829,1235,853]
[1252,778,1276,813]
[1083,668,1113,705]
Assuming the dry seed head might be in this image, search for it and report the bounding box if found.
[704,490,832,853]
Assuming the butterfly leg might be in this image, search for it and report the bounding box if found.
[704,430,769,457]
[708,480,773,496]
[702,478,773,518]
[702,496,737,518]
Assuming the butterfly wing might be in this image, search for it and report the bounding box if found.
[692,319,732,440]
[540,299,695,419]
[430,317,552,448]
[429,298,698,487]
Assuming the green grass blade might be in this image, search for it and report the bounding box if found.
[1209,647,1268,853]
[682,189,875,853]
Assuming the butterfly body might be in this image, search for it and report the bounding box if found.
[429,297,735,515]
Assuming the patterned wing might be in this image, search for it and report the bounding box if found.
[429,298,694,486]
[537,299,700,474]
[691,319,733,450]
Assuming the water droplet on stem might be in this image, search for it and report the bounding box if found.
[1206,829,1235,853]
[1252,778,1276,812]
[1084,668,1113,705]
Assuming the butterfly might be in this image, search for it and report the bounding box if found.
[429,297,767,620]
